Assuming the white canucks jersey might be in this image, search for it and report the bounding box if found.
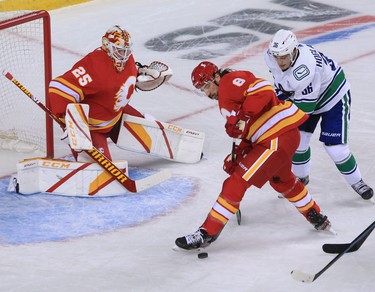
[265,43,350,115]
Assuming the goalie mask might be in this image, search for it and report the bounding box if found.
[191,61,218,90]
[102,25,133,72]
[268,29,298,62]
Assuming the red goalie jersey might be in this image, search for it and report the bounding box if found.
[49,48,138,133]
[48,25,145,160]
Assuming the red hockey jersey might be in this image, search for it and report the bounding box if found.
[49,48,138,133]
[218,71,308,144]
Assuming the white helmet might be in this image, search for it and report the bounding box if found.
[102,25,133,72]
[268,29,298,59]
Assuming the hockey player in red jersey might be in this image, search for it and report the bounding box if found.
[175,61,333,251]
[49,25,169,161]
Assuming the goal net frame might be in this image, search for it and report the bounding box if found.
[0,10,54,157]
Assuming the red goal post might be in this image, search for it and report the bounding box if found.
[0,10,54,157]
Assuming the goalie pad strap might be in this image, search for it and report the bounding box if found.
[155,120,174,159]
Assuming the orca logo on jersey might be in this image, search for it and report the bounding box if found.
[278,83,294,98]
[293,65,310,80]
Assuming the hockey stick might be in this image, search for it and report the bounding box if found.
[231,139,242,225]
[322,220,375,254]
[2,69,171,193]
[291,220,375,283]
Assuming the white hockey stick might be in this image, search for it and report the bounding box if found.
[135,169,171,192]
[2,69,171,193]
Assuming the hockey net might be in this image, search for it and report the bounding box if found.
[0,10,53,157]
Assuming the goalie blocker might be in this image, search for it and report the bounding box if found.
[117,114,205,163]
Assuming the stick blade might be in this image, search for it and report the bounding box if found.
[135,169,171,192]
[291,270,316,283]
[323,224,374,254]
[322,243,352,254]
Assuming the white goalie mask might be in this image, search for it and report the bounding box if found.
[102,25,133,72]
[268,29,298,62]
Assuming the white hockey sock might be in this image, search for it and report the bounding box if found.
[324,144,362,185]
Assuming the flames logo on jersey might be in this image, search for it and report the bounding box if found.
[114,77,137,111]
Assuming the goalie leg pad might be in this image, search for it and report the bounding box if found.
[9,158,129,196]
[116,114,205,163]
[65,103,93,150]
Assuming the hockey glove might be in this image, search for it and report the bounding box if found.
[223,144,249,175]
[225,111,251,139]
[223,152,237,175]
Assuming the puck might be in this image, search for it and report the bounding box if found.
[198,252,208,259]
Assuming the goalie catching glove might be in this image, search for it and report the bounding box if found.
[136,61,173,91]
[225,110,251,139]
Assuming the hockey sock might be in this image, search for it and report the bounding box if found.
[201,196,239,235]
[324,144,361,185]
[292,147,311,178]
[283,180,318,218]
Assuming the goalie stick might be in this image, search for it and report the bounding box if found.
[2,69,171,193]
[291,220,375,283]
[322,220,375,254]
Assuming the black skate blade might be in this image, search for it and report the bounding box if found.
[172,244,206,253]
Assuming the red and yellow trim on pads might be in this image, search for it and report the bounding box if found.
[123,122,153,153]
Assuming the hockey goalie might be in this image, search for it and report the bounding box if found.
[8,25,204,196]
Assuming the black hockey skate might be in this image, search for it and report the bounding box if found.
[306,209,333,232]
[351,179,373,200]
[297,175,309,186]
[175,228,216,250]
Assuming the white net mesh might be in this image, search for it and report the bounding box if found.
[0,11,48,153]
[149,61,168,72]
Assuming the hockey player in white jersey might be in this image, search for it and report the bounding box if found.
[265,29,373,200]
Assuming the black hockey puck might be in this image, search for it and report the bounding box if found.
[198,252,208,259]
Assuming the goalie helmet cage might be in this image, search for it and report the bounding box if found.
[0,10,54,157]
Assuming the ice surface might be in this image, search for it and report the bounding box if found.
[0,0,374,291]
